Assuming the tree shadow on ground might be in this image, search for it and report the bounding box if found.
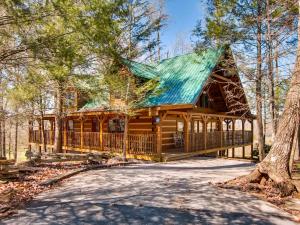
[1,159,295,225]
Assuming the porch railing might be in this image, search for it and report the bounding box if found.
[165,131,253,153]
[102,132,156,155]
[30,130,252,155]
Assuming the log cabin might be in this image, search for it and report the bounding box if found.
[29,47,255,161]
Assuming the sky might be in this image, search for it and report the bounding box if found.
[160,0,207,56]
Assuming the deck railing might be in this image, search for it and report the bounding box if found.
[165,130,253,153]
[30,130,252,155]
[128,133,156,155]
[66,131,81,148]
[103,132,123,153]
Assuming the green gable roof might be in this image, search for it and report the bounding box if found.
[143,48,224,106]
[79,47,224,111]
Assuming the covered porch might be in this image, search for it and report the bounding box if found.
[29,110,254,161]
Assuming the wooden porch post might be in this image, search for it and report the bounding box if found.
[183,114,191,152]
[155,112,167,159]
[50,120,54,145]
[219,117,224,156]
[156,124,162,156]
[203,116,208,150]
[232,119,236,158]
[28,120,33,152]
[38,119,42,153]
[98,115,105,151]
[80,118,84,153]
[225,120,230,157]
[63,119,67,153]
[242,119,245,158]
[250,119,254,159]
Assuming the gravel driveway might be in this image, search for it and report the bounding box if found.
[1,157,297,225]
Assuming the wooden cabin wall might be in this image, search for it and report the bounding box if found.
[73,120,81,132]
[128,116,154,134]
[161,116,181,151]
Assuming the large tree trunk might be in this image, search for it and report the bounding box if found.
[256,0,265,161]
[233,0,300,195]
[274,39,280,132]
[289,128,299,175]
[53,86,63,153]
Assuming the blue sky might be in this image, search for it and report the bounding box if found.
[161,0,207,54]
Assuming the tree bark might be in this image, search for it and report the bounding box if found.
[256,0,265,161]
[53,85,63,153]
[289,129,299,175]
[274,39,280,133]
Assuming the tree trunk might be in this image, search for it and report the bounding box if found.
[122,115,128,162]
[8,119,12,159]
[289,129,299,175]
[0,122,2,158]
[235,0,300,195]
[274,39,280,133]
[266,0,276,141]
[2,118,6,158]
[14,116,18,162]
[256,0,265,161]
[41,117,47,153]
[53,86,63,153]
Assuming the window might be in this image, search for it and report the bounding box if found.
[199,122,203,132]
[68,120,74,131]
[209,122,217,132]
[194,121,199,133]
[200,94,209,108]
[108,118,124,132]
[92,118,99,132]
[177,121,184,132]
[65,92,76,108]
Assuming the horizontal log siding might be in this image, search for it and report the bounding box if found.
[161,117,180,151]
[128,117,153,133]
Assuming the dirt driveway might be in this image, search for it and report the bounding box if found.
[1,157,297,225]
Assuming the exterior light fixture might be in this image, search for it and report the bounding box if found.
[153,116,160,124]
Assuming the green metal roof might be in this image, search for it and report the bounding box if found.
[79,47,224,111]
[144,48,224,106]
[123,59,158,79]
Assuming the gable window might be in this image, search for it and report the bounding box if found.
[108,118,124,133]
